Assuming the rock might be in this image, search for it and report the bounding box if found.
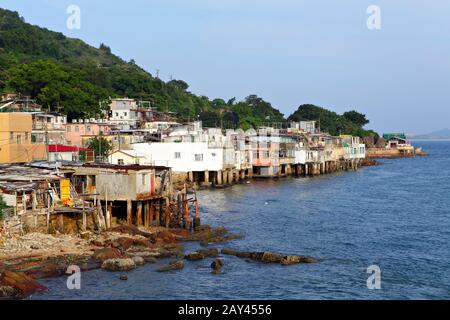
[154,231,176,244]
[101,258,136,271]
[93,248,123,262]
[221,249,319,265]
[259,252,284,263]
[112,237,135,251]
[80,232,92,240]
[131,256,145,266]
[0,286,19,298]
[185,252,204,261]
[111,225,152,238]
[185,248,219,261]
[132,251,158,263]
[155,244,184,259]
[30,245,40,250]
[119,275,128,281]
[157,260,184,272]
[211,259,223,274]
[221,248,251,259]
[0,271,48,298]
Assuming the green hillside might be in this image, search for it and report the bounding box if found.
[0,8,283,126]
[0,7,376,137]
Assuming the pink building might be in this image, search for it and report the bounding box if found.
[64,120,112,147]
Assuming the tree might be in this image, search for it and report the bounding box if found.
[6,60,109,119]
[86,134,112,162]
[343,110,369,127]
[168,79,189,91]
[0,194,9,221]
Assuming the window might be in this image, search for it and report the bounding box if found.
[211,153,216,157]
[75,126,80,132]
[141,174,147,186]
[115,112,119,117]
[25,132,29,141]
[66,126,71,132]
[118,159,124,165]
[16,134,21,145]
[174,152,181,159]
[87,126,91,132]
[9,132,13,141]
[124,112,128,117]
[194,154,203,161]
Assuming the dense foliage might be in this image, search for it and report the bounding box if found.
[86,134,112,161]
[288,104,378,137]
[0,8,377,136]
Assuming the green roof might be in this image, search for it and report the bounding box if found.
[383,133,406,140]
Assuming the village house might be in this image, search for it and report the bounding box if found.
[0,113,47,164]
[62,163,173,227]
[31,112,67,145]
[108,98,141,129]
[64,119,112,147]
[47,144,90,162]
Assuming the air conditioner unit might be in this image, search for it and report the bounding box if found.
[72,119,78,123]
[79,119,84,123]
[90,118,95,123]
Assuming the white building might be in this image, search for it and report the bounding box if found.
[109,98,140,129]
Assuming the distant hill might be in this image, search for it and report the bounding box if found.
[409,128,450,140]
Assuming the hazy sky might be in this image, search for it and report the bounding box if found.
[1,0,449,133]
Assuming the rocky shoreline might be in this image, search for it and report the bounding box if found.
[0,224,319,299]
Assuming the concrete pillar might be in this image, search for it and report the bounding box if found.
[240,170,246,180]
[204,170,209,184]
[217,170,222,185]
[136,201,143,226]
[144,202,149,227]
[228,170,233,184]
[188,171,194,182]
[127,200,132,225]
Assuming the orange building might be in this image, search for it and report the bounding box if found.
[0,113,47,163]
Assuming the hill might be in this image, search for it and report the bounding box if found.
[0,7,376,136]
[0,8,284,127]
[409,128,450,140]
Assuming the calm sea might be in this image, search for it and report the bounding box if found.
[31,141,450,300]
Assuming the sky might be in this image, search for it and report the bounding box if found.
[1,0,449,134]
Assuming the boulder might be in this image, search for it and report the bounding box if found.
[157,260,184,272]
[211,259,223,274]
[131,256,145,266]
[111,225,152,238]
[221,249,319,265]
[154,231,176,244]
[0,271,48,298]
[185,252,204,261]
[93,248,123,262]
[101,258,136,271]
[132,251,158,263]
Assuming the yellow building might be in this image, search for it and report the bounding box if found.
[0,113,47,164]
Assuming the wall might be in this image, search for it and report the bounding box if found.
[132,142,224,172]
[0,113,47,163]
